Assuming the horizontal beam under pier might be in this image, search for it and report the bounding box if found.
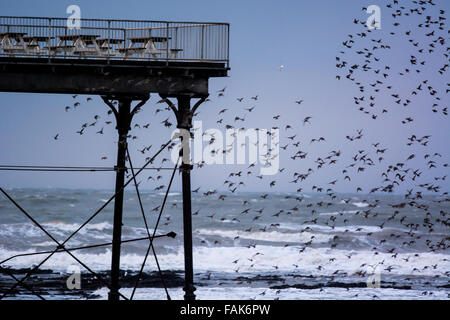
[0,71,208,96]
[0,58,228,96]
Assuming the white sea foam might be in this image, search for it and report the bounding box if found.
[219,219,239,224]
[90,286,450,300]
[41,221,113,232]
[34,241,56,247]
[195,228,332,244]
[301,224,405,234]
[352,202,369,208]
[0,244,448,278]
[276,223,301,231]
[319,210,359,216]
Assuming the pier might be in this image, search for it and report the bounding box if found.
[0,16,230,300]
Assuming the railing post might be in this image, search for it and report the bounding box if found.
[6,17,10,34]
[64,24,67,59]
[123,28,127,52]
[174,26,178,60]
[47,18,52,61]
[166,22,169,65]
[227,24,230,68]
[201,25,204,60]
[107,20,111,63]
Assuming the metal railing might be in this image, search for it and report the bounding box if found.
[0,16,229,67]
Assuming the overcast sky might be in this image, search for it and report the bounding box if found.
[0,0,448,194]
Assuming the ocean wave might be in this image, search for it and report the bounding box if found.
[352,202,369,208]
[0,221,115,248]
[319,210,359,216]
[195,228,332,244]
[41,221,113,232]
[0,244,448,278]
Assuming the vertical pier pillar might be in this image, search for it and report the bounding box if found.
[176,95,196,301]
[100,94,148,300]
[181,162,195,300]
[109,98,132,301]
[101,95,148,300]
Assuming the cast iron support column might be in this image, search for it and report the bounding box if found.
[181,163,195,300]
[109,98,132,301]
[101,94,148,301]
[176,95,196,301]
[161,94,206,301]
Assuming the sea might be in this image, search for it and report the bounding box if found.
[0,188,448,300]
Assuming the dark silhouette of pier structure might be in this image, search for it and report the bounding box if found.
[0,16,229,300]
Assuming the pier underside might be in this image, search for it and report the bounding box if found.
[0,57,227,97]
